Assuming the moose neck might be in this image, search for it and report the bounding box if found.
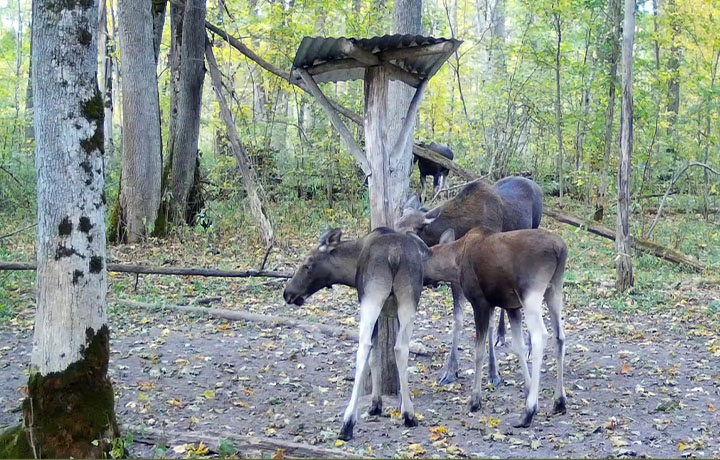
[326,239,364,288]
[425,241,461,284]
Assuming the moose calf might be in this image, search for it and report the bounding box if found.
[397,177,543,385]
[413,142,454,197]
[283,227,427,441]
[424,227,567,428]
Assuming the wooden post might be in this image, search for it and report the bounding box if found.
[364,65,400,395]
[365,66,393,228]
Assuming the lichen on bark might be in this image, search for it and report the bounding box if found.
[21,325,118,458]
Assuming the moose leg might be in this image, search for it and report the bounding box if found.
[438,283,464,385]
[468,297,491,412]
[545,283,567,415]
[514,291,548,428]
[395,294,417,427]
[339,291,386,441]
[367,323,383,416]
[495,309,507,347]
[506,308,531,394]
[486,308,501,386]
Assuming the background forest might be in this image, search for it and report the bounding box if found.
[0,0,718,242]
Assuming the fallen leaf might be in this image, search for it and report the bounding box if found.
[620,363,631,375]
[202,389,215,400]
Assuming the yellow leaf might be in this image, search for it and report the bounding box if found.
[487,417,501,429]
[188,442,209,456]
[272,449,285,459]
[678,442,686,451]
[217,324,231,331]
[407,443,426,457]
[429,426,449,441]
[167,398,185,408]
[335,440,345,447]
[202,390,215,400]
[137,381,155,391]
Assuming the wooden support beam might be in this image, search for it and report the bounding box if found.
[391,76,430,164]
[296,68,370,175]
[364,66,393,229]
[0,262,292,278]
[336,39,423,87]
[412,144,476,181]
[377,42,455,61]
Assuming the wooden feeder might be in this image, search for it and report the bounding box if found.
[292,34,461,394]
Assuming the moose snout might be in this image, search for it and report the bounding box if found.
[283,287,305,306]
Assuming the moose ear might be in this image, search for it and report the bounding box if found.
[403,194,422,213]
[319,228,342,251]
[423,208,440,226]
[439,228,455,245]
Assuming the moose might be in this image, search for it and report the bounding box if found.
[396,176,543,385]
[423,226,568,427]
[413,142,454,197]
[283,227,427,441]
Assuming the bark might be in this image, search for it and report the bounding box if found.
[24,2,34,141]
[20,0,118,454]
[366,66,393,228]
[702,48,720,219]
[153,0,167,63]
[553,12,564,205]
[616,0,635,292]
[386,0,422,220]
[598,0,621,216]
[116,0,163,243]
[169,0,207,223]
[574,26,595,174]
[665,0,680,163]
[206,38,274,247]
[98,0,114,157]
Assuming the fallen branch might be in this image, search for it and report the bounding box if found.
[646,162,720,238]
[0,262,292,279]
[112,299,430,355]
[0,223,37,241]
[122,424,363,459]
[542,207,707,271]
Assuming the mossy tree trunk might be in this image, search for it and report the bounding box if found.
[0,0,119,455]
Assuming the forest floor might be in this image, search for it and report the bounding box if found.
[1,198,719,458]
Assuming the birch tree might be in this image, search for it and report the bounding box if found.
[0,0,118,455]
[616,0,636,291]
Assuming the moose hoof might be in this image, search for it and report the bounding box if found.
[368,399,382,416]
[553,396,567,415]
[513,406,537,428]
[338,420,355,441]
[487,376,503,387]
[469,395,482,412]
[438,369,459,386]
[403,413,418,427]
[495,335,507,348]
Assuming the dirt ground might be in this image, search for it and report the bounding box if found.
[1,275,719,458]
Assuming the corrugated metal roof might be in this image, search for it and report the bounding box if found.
[291,34,462,85]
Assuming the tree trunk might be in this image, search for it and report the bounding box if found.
[616,0,635,292]
[7,0,118,455]
[99,0,114,158]
[702,48,720,219]
[386,0,422,221]
[665,0,680,165]
[153,0,167,63]
[575,26,595,175]
[553,12,564,205]
[169,0,207,223]
[598,0,621,217]
[116,0,163,243]
[24,2,34,141]
[206,38,274,247]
